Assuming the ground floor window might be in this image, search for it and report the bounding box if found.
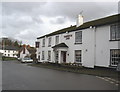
[42,51,45,60]
[75,50,82,63]
[38,55,40,60]
[48,51,51,61]
[110,49,120,66]
[8,54,10,57]
[55,51,59,63]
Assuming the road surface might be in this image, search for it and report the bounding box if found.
[2,60,118,90]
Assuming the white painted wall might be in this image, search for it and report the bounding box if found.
[20,48,30,59]
[0,50,18,58]
[36,23,119,68]
[95,25,119,67]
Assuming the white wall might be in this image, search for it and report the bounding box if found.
[36,23,119,68]
[95,25,119,67]
[82,28,95,68]
[20,48,30,59]
[2,50,18,58]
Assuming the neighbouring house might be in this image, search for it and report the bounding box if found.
[19,45,36,60]
[0,45,19,58]
[0,37,21,58]
[36,14,120,68]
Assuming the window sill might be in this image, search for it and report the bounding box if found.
[74,43,82,45]
[109,40,120,41]
[48,45,51,47]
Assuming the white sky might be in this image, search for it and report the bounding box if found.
[0,0,119,46]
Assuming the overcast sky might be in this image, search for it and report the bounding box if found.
[0,1,119,46]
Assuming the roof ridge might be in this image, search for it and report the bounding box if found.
[37,14,120,39]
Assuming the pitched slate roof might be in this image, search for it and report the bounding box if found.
[37,14,120,39]
[52,43,68,48]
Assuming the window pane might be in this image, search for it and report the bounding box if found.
[35,42,40,48]
[116,23,120,40]
[75,50,81,62]
[48,37,51,46]
[55,36,59,44]
[55,51,59,63]
[110,23,120,40]
[110,49,120,66]
[110,25,116,40]
[75,31,82,43]
[42,38,45,47]
[48,51,51,61]
[42,51,45,60]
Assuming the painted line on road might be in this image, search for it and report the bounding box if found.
[96,76,119,86]
[115,84,119,86]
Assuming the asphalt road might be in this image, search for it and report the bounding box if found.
[2,60,118,90]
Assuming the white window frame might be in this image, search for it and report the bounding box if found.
[55,51,59,63]
[35,42,40,48]
[110,23,120,41]
[42,51,45,60]
[75,50,82,63]
[48,37,51,47]
[55,36,59,45]
[75,31,82,44]
[48,51,51,61]
[110,49,120,66]
[42,38,45,47]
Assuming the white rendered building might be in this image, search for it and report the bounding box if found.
[0,46,18,58]
[36,14,120,68]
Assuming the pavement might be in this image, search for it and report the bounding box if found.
[2,60,119,90]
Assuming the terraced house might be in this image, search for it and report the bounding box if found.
[36,14,120,68]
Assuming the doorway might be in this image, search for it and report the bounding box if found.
[62,51,66,63]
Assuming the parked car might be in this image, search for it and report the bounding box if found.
[21,57,33,63]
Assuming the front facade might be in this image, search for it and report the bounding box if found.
[19,47,30,60]
[2,49,18,58]
[36,14,120,68]
[19,45,36,60]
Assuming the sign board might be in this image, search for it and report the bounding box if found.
[64,35,72,40]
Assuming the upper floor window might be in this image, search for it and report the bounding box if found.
[48,37,51,47]
[110,23,120,41]
[75,31,82,44]
[42,38,45,47]
[35,42,40,48]
[55,36,59,45]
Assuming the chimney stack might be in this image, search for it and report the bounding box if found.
[76,13,83,27]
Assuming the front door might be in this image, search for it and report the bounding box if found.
[63,52,66,63]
